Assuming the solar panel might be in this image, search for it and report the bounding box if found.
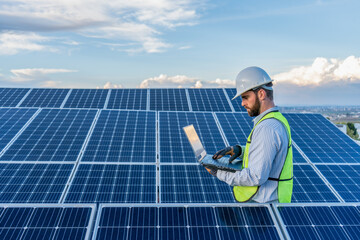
[188,89,232,112]
[20,89,69,108]
[160,165,235,203]
[0,88,30,107]
[107,89,147,110]
[0,109,97,162]
[225,88,246,112]
[149,89,189,111]
[0,205,94,240]
[93,205,282,240]
[159,112,226,163]
[81,111,156,163]
[316,164,360,202]
[275,204,360,240]
[63,89,109,109]
[284,113,360,163]
[292,164,339,203]
[64,164,156,203]
[0,163,73,203]
[0,108,37,152]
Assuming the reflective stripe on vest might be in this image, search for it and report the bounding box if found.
[233,111,293,203]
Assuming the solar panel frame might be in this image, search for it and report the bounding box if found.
[0,88,30,107]
[19,88,70,108]
[0,109,97,162]
[188,88,232,112]
[63,163,157,203]
[315,164,360,202]
[80,110,156,163]
[107,89,148,110]
[63,89,109,109]
[284,113,360,164]
[274,203,360,240]
[0,163,74,203]
[0,108,38,153]
[92,203,284,240]
[0,204,96,240]
[149,89,190,111]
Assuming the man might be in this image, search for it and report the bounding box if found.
[207,66,293,203]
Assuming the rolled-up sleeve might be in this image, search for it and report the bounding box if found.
[216,122,280,186]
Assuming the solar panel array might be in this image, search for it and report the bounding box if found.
[0,88,359,239]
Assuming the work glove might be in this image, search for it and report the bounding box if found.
[205,166,217,177]
[212,145,242,164]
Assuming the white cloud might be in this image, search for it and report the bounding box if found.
[0,0,202,53]
[102,82,123,89]
[0,31,54,55]
[139,74,234,88]
[273,56,360,86]
[10,68,77,82]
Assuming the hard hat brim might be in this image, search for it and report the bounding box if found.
[231,79,273,101]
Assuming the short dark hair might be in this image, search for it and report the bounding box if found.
[254,82,273,100]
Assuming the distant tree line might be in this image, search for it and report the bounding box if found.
[346,123,359,140]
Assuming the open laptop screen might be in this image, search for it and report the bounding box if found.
[183,125,206,161]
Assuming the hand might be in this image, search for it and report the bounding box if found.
[212,145,242,164]
[205,167,217,176]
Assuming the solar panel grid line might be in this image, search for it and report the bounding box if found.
[0,88,30,107]
[15,88,32,108]
[59,89,72,109]
[302,157,345,203]
[146,88,150,111]
[0,204,96,240]
[156,112,161,204]
[0,108,42,158]
[103,89,111,110]
[185,89,193,111]
[222,88,235,112]
[92,204,284,240]
[273,203,360,240]
[212,112,230,146]
[59,110,102,203]
[292,141,312,164]
[19,89,70,108]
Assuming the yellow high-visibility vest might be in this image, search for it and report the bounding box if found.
[233,111,293,203]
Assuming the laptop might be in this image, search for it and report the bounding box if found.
[183,125,242,172]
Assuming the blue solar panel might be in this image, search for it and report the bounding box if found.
[0,206,93,240]
[316,164,360,202]
[150,89,189,111]
[225,88,246,112]
[63,89,109,108]
[160,165,235,203]
[81,111,156,163]
[0,88,29,107]
[0,109,97,162]
[276,205,360,240]
[0,108,37,152]
[94,206,282,240]
[284,113,360,163]
[0,163,73,203]
[188,89,232,112]
[292,164,339,203]
[159,112,226,163]
[20,88,69,108]
[65,164,156,203]
[107,89,147,110]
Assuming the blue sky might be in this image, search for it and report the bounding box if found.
[0,0,359,105]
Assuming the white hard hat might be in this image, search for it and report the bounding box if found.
[232,66,273,100]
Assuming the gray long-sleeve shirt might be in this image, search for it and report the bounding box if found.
[216,107,289,203]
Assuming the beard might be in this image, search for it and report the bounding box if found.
[247,95,261,117]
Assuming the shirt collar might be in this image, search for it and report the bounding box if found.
[253,106,279,126]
